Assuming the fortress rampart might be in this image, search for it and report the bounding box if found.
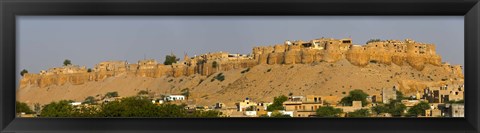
[19,38,459,88]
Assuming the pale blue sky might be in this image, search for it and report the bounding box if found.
[16,16,464,83]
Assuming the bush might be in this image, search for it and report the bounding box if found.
[20,69,28,76]
[316,106,343,117]
[348,109,370,117]
[104,91,119,98]
[213,73,225,82]
[16,101,34,114]
[241,68,250,74]
[137,90,149,95]
[446,99,464,104]
[366,39,382,44]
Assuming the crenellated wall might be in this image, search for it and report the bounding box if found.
[19,37,454,88]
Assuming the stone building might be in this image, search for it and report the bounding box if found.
[94,61,128,72]
[283,95,323,117]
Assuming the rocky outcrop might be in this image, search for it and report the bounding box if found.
[346,46,370,67]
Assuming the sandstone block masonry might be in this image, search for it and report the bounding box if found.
[19,37,459,88]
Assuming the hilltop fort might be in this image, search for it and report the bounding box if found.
[17,37,464,108]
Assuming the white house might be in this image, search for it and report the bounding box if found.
[164,95,186,101]
[69,102,82,106]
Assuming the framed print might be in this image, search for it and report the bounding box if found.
[1,0,480,133]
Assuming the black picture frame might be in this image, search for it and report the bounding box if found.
[1,0,479,133]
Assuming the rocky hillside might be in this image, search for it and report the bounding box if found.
[17,59,463,107]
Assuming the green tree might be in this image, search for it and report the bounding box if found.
[407,101,431,117]
[371,99,407,117]
[340,89,369,106]
[20,69,28,76]
[395,90,408,102]
[380,99,407,117]
[371,104,389,115]
[36,96,220,118]
[16,101,34,114]
[348,109,371,117]
[40,100,75,117]
[100,96,161,117]
[87,68,92,72]
[366,39,382,44]
[155,103,189,117]
[267,95,288,111]
[63,59,72,66]
[70,105,99,117]
[316,106,343,117]
[83,96,96,105]
[163,54,179,65]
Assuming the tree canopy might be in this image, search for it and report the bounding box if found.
[316,106,343,117]
[347,109,371,117]
[340,89,369,106]
[407,101,431,117]
[20,69,28,76]
[267,95,288,111]
[16,101,34,114]
[366,39,382,44]
[38,96,220,118]
[40,100,76,117]
[63,59,72,66]
[163,54,179,65]
[372,99,407,117]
